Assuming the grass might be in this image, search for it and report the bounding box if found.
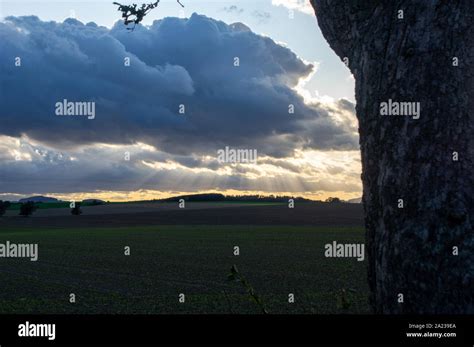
[7,201,103,210]
[7,202,71,210]
[6,200,284,211]
[0,225,369,314]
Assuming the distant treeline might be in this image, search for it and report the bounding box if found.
[0,194,350,213]
[157,193,313,203]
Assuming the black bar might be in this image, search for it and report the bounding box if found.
[0,314,473,345]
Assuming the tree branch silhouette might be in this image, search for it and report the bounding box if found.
[113,1,184,31]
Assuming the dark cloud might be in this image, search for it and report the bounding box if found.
[0,14,361,197]
[0,14,357,158]
[0,136,362,196]
[0,147,360,195]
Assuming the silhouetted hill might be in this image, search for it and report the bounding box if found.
[82,199,106,205]
[19,196,61,203]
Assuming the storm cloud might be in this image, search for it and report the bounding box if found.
[0,14,357,157]
[0,136,362,197]
[0,14,360,197]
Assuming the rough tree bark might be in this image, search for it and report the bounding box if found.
[310,0,473,313]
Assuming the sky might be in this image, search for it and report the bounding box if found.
[0,0,360,202]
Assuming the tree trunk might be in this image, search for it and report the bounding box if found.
[310,0,473,313]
